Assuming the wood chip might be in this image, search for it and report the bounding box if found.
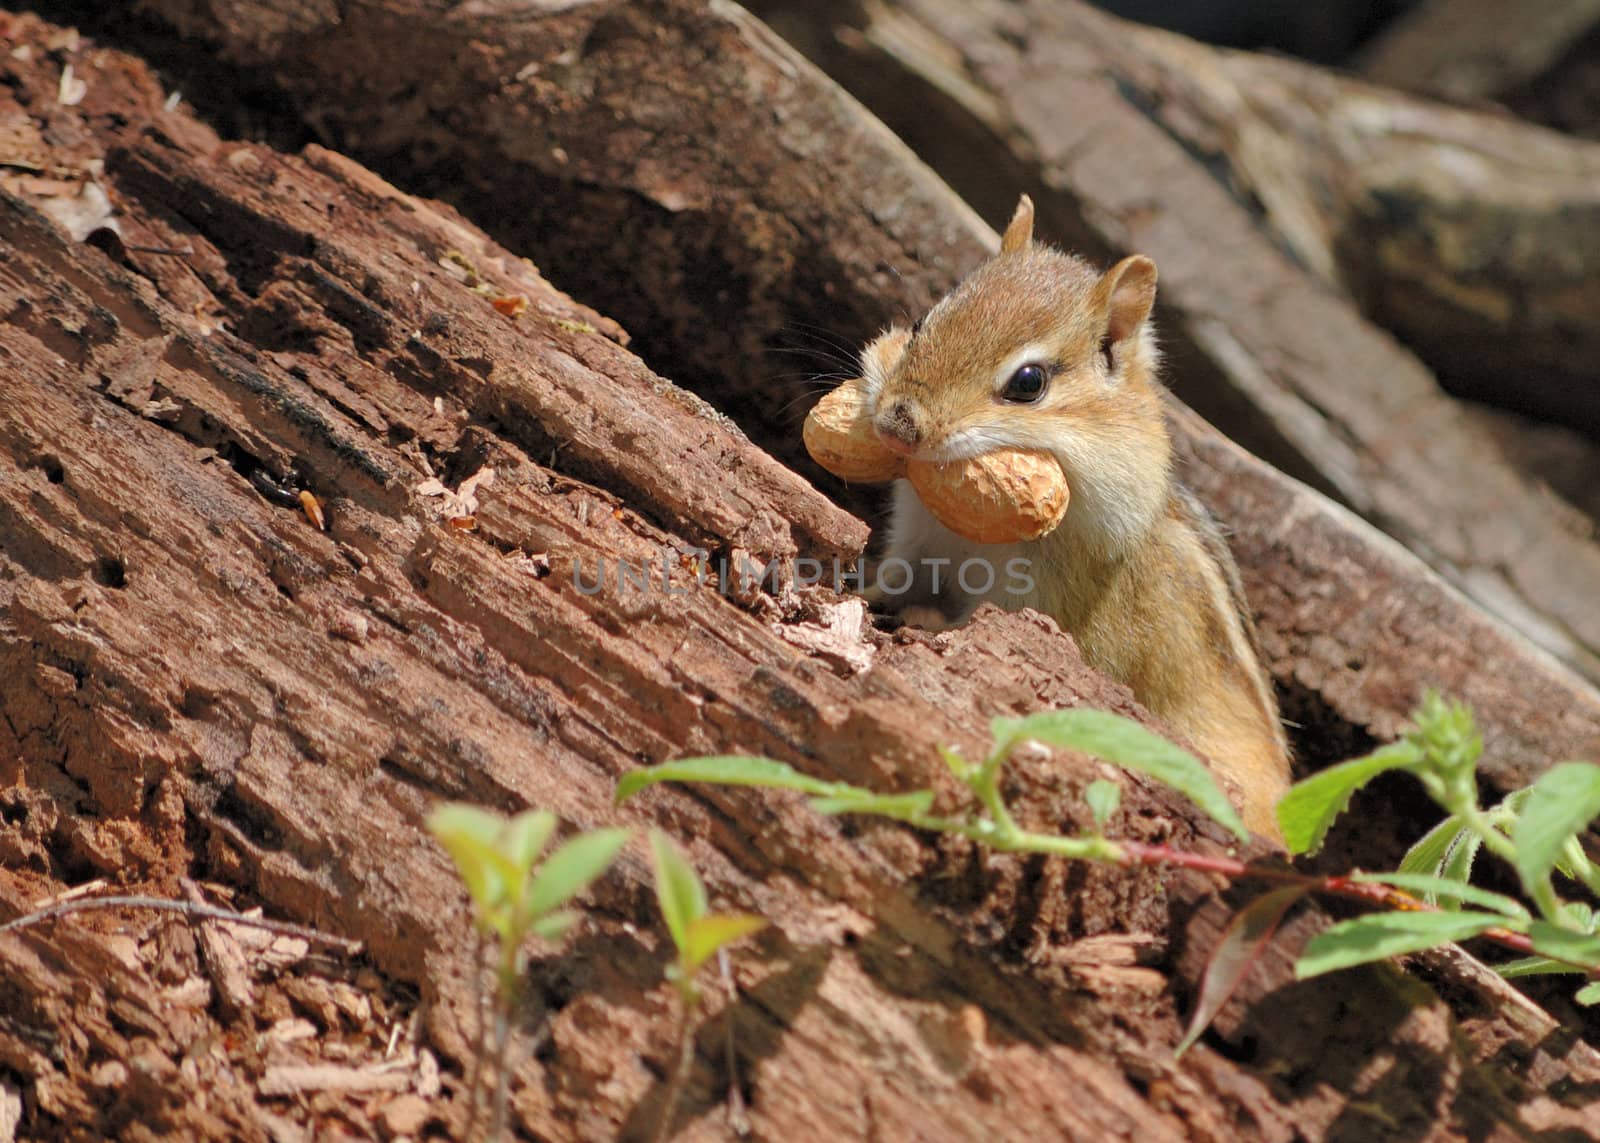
[0,1081,20,1143]
[258,1063,412,1097]
[183,881,255,1014]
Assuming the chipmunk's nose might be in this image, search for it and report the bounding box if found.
[874,398,925,455]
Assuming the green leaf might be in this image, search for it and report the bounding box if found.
[1439,831,1483,892]
[649,830,706,952]
[618,755,861,803]
[1575,982,1600,1005]
[1527,922,1600,969]
[1511,762,1600,895]
[503,809,559,877]
[1295,910,1501,979]
[991,709,1246,842]
[1276,743,1421,856]
[427,803,512,912]
[526,828,630,919]
[427,802,505,850]
[1556,901,1597,932]
[1085,780,1121,829]
[1177,885,1309,1056]
[938,745,975,781]
[810,790,935,820]
[1350,872,1529,920]
[1398,815,1465,878]
[681,913,767,976]
[530,909,582,943]
[1496,956,1584,978]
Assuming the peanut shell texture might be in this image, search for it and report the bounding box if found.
[803,378,1070,544]
[801,378,904,483]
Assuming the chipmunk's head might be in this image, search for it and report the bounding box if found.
[861,194,1172,552]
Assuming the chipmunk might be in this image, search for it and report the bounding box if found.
[861,195,1290,837]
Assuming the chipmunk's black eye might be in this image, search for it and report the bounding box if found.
[1001,363,1049,404]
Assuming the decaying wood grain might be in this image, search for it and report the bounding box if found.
[0,26,1238,1140]
[1356,0,1600,101]
[114,0,1600,744]
[9,106,1552,1139]
[1103,14,1600,439]
[5,7,1600,1140]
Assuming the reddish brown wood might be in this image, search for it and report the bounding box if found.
[4,7,1600,1140]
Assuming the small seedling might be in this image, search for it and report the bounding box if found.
[619,696,1600,1051]
[646,830,766,1142]
[619,707,1245,863]
[1279,694,1600,996]
[427,804,629,1140]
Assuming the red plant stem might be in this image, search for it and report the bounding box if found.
[1116,841,1576,972]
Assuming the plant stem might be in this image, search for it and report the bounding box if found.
[718,951,750,1137]
[490,995,512,1141]
[654,990,699,1143]
[464,928,489,1142]
[1115,840,1598,975]
[972,750,1020,837]
[1457,803,1519,867]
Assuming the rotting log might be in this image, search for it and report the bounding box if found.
[1096,9,1600,439]
[4,8,1600,1141]
[1356,0,1600,103]
[0,27,1260,1139]
[111,0,1600,749]
[754,0,1600,442]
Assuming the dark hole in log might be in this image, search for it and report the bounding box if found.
[93,556,128,589]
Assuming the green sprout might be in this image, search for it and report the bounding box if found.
[621,694,1600,1049]
[427,805,628,1140]
[1278,693,1600,992]
[646,830,765,1141]
[618,708,1245,868]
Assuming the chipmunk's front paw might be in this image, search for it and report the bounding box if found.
[897,605,953,632]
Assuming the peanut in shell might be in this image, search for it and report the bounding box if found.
[801,378,903,483]
[803,377,1071,544]
[907,452,1069,544]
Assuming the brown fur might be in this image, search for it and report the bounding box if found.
[866,196,1291,837]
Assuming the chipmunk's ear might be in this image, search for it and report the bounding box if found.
[1098,254,1158,346]
[1000,194,1034,254]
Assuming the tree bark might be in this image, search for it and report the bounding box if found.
[5,5,1600,1140]
[1356,0,1600,101]
[1103,9,1600,439]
